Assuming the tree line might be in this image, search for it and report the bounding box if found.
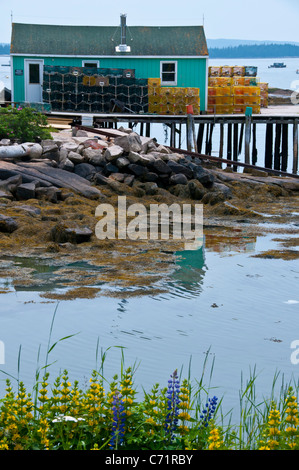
[0,44,10,55]
[209,43,299,58]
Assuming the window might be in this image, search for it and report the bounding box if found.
[160,61,177,85]
[29,63,40,84]
[82,60,100,68]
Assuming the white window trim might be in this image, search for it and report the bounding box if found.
[82,60,100,68]
[160,60,177,86]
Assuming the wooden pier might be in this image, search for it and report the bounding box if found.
[48,111,299,179]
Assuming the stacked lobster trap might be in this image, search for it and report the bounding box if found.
[207,65,268,114]
[43,65,149,114]
[43,66,201,115]
[148,78,200,115]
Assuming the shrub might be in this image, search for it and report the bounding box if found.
[0,106,53,142]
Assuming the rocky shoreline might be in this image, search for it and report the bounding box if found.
[0,126,298,299]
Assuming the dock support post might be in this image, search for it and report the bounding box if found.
[140,122,144,136]
[233,123,238,171]
[197,123,204,154]
[219,123,224,165]
[281,123,288,172]
[293,119,298,175]
[252,123,258,165]
[238,123,244,156]
[274,123,282,170]
[146,123,150,137]
[265,122,273,169]
[170,123,176,148]
[245,115,252,164]
[186,114,193,152]
[206,123,213,155]
[227,123,232,166]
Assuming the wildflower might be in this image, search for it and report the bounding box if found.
[164,369,180,441]
[199,396,218,428]
[208,426,224,450]
[143,383,160,430]
[109,391,126,450]
[259,403,281,450]
[284,387,299,449]
[178,379,192,436]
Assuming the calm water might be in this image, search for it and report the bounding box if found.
[0,54,299,417]
[0,227,298,416]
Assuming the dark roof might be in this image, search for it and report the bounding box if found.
[11,23,208,56]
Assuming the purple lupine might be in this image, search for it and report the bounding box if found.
[199,396,218,428]
[164,369,180,440]
[110,391,126,449]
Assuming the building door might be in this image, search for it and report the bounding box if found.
[25,59,43,102]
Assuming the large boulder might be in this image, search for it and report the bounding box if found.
[0,214,18,233]
[104,145,124,162]
[51,224,93,244]
[16,182,38,200]
[167,160,193,179]
[114,132,143,153]
[74,163,96,180]
[169,173,188,186]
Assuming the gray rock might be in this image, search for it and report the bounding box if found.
[152,158,172,174]
[212,182,233,199]
[0,139,11,146]
[193,166,215,187]
[138,154,156,166]
[60,141,79,153]
[123,174,135,186]
[74,163,96,180]
[82,147,103,160]
[41,142,60,162]
[128,163,149,177]
[88,155,106,167]
[144,172,159,183]
[67,151,85,164]
[0,190,13,200]
[0,214,18,233]
[170,184,191,199]
[128,151,141,163]
[140,136,155,153]
[14,205,42,215]
[59,157,74,172]
[118,126,133,134]
[169,173,188,185]
[35,186,62,203]
[94,173,109,185]
[114,133,143,153]
[0,175,22,192]
[75,130,89,137]
[188,180,206,200]
[51,224,93,244]
[104,162,119,175]
[0,160,103,200]
[140,182,159,195]
[167,160,193,179]
[104,144,124,161]
[155,144,171,154]
[16,182,37,200]
[28,143,43,159]
[109,172,125,182]
[116,157,130,169]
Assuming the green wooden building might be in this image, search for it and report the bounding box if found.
[10,17,209,113]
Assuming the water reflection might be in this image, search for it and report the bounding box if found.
[167,244,206,299]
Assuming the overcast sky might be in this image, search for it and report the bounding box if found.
[0,0,298,44]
